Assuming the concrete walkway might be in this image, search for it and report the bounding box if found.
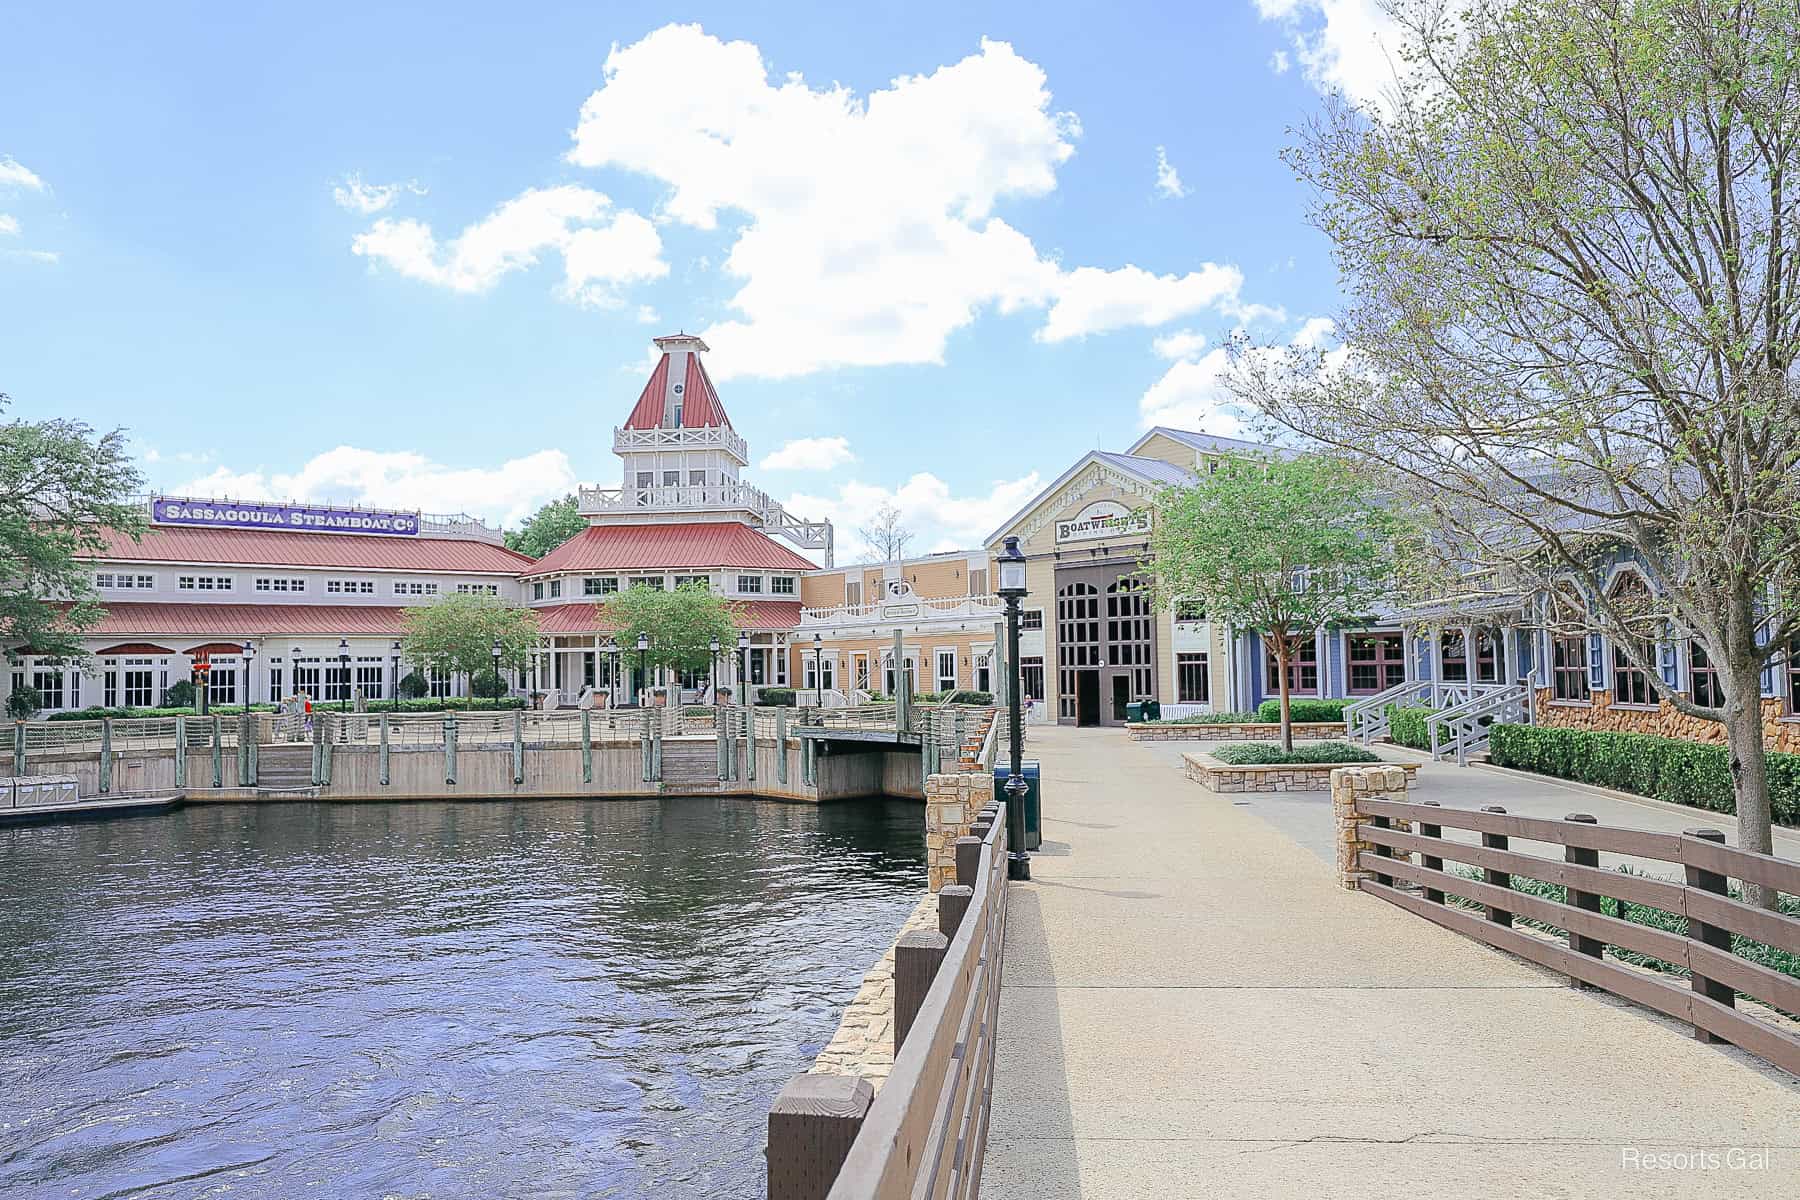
[981,726,1800,1199]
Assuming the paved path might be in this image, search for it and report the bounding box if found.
[980,725,1800,1199]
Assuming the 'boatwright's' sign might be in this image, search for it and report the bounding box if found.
[1055,500,1152,544]
[151,498,422,536]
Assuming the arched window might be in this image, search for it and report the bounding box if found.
[1608,574,1660,707]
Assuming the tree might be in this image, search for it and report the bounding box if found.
[858,503,913,564]
[401,593,539,687]
[0,398,145,662]
[505,494,586,558]
[1233,0,1800,903]
[1146,454,1400,752]
[601,581,740,680]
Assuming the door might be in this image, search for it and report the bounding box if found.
[1076,672,1101,726]
[1111,674,1130,722]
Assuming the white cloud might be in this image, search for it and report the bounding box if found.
[1138,347,1253,437]
[1292,315,1335,348]
[1039,263,1246,343]
[351,184,667,304]
[786,470,1043,559]
[1270,49,1292,74]
[332,173,427,215]
[0,215,16,236]
[759,436,855,472]
[1154,146,1189,200]
[1152,329,1208,360]
[560,24,1266,378]
[1252,0,1408,110]
[0,157,45,191]
[2,248,58,265]
[177,445,581,528]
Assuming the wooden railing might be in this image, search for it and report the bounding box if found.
[1346,792,1800,1075]
[767,801,1009,1200]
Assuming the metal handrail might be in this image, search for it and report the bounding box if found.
[1344,680,1434,742]
[1428,683,1531,765]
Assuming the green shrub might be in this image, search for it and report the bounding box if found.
[309,697,526,713]
[1253,698,1350,723]
[1488,724,1800,825]
[398,671,429,699]
[470,669,508,699]
[1387,706,1441,751]
[161,679,196,708]
[1151,711,1260,724]
[47,703,278,721]
[1210,740,1382,765]
[758,687,797,707]
[6,686,43,720]
[945,690,994,705]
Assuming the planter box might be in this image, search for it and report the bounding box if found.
[1182,750,1419,794]
[1130,721,1346,742]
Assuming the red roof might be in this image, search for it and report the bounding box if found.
[533,599,802,635]
[79,602,415,637]
[620,351,732,431]
[84,525,535,573]
[529,522,817,575]
[622,352,671,430]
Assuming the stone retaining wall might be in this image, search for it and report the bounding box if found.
[1329,765,1413,890]
[1534,687,1800,753]
[810,892,937,1092]
[1130,721,1346,742]
[1183,750,1419,794]
[923,770,992,892]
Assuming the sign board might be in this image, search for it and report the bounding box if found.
[1054,500,1151,544]
[151,498,421,537]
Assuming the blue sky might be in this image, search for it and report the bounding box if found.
[0,1,1396,560]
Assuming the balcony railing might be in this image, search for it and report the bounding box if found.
[800,593,1005,626]
[578,482,835,565]
[611,424,749,463]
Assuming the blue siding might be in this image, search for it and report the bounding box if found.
[1327,632,1346,698]
[1247,631,1265,705]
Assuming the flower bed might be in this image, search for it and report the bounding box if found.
[1183,746,1419,793]
[1130,721,1346,742]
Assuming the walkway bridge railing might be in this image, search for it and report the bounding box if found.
[767,799,1009,1199]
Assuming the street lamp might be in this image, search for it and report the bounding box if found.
[709,635,721,705]
[812,632,824,708]
[602,637,619,706]
[636,632,650,707]
[997,535,1031,881]
[490,636,502,699]
[291,646,304,700]
[338,637,350,705]
[736,629,750,702]
[241,641,256,707]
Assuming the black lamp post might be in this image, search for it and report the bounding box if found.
[812,632,824,708]
[997,535,1030,881]
[490,637,502,699]
[291,646,303,700]
[338,638,350,704]
[709,635,721,704]
[241,641,256,707]
[601,637,619,706]
[636,632,650,707]
[736,629,750,702]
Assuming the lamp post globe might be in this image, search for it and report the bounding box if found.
[996,535,1031,881]
[812,632,824,708]
[602,638,619,706]
[636,632,650,706]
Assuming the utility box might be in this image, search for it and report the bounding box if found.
[1125,701,1145,724]
[993,760,1042,851]
[1143,699,1161,721]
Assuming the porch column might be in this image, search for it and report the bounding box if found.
[1429,622,1444,705]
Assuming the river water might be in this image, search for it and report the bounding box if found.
[0,797,925,1199]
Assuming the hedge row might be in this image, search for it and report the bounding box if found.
[1387,706,1446,752]
[49,704,279,721]
[1487,724,1800,826]
[1254,698,1351,723]
[1211,740,1381,766]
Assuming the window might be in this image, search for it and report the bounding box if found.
[845,581,863,607]
[1439,630,1469,682]
[1789,638,1800,714]
[1690,640,1725,708]
[392,581,438,596]
[1264,638,1319,695]
[533,582,544,600]
[737,575,763,594]
[1475,629,1502,683]
[1020,609,1044,631]
[428,667,452,698]
[1020,656,1045,701]
[1347,633,1406,695]
[584,577,618,596]
[355,657,385,700]
[968,568,988,596]
[663,470,681,487]
[96,572,154,589]
[936,649,957,692]
[207,662,239,705]
[548,580,562,599]
[628,575,665,590]
[177,575,233,591]
[327,580,375,595]
[32,669,65,710]
[1177,652,1209,703]
[1174,600,1205,623]
[770,576,796,595]
[689,469,707,486]
[1612,641,1659,707]
[635,471,654,504]
[1552,636,1589,701]
[1607,575,1659,707]
[267,660,284,703]
[456,583,499,595]
[883,656,917,696]
[123,660,156,708]
[256,577,306,593]
[673,575,708,590]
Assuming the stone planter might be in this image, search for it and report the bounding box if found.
[1130,721,1346,742]
[1182,750,1419,794]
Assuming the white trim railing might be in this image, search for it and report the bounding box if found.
[1430,683,1532,765]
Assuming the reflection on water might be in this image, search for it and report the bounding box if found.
[0,797,925,1199]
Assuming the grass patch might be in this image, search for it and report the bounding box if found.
[1209,740,1382,765]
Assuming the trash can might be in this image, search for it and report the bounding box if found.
[994,760,1042,850]
[1143,698,1162,721]
[1124,700,1145,724]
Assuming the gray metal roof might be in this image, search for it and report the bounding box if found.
[1093,451,1195,487]
[1129,426,1299,458]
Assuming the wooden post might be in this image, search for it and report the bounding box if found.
[444,715,458,786]
[894,929,949,1056]
[893,630,910,733]
[1371,813,1395,888]
[100,718,113,794]
[174,717,187,788]
[311,718,324,786]
[1418,800,1444,903]
[1564,813,1604,984]
[12,721,24,778]
[776,707,789,785]
[652,705,663,782]
[641,709,652,783]
[971,816,992,844]
[581,708,592,784]
[248,728,258,787]
[1480,805,1512,927]
[1683,828,1735,1042]
[717,707,729,781]
[938,883,973,937]
[237,713,252,785]
[379,714,390,786]
[992,619,1007,709]
[512,710,525,785]
[745,705,757,782]
[955,834,983,887]
[766,1073,874,1200]
[211,715,224,787]
[321,730,334,786]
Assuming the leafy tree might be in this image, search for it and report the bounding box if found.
[1146,454,1400,752]
[401,593,539,686]
[469,668,507,699]
[161,679,195,708]
[601,581,740,677]
[0,398,145,662]
[5,685,42,720]
[1232,0,1800,902]
[398,671,429,699]
[505,495,586,558]
[857,503,913,564]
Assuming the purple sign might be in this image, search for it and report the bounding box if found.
[151,497,421,536]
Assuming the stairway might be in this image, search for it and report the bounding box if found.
[659,740,724,794]
[255,744,315,792]
[958,709,997,770]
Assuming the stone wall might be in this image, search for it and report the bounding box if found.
[810,893,937,1092]
[1129,721,1345,742]
[1533,688,1800,754]
[923,770,992,892]
[1330,765,1413,891]
[1183,751,1419,794]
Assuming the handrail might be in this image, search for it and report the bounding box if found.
[1344,679,1433,742]
[1428,682,1529,764]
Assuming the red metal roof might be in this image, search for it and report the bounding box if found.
[679,354,731,429]
[84,525,535,573]
[528,522,818,575]
[532,599,802,635]
[622,353,672,430]
[81,602,414,637]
